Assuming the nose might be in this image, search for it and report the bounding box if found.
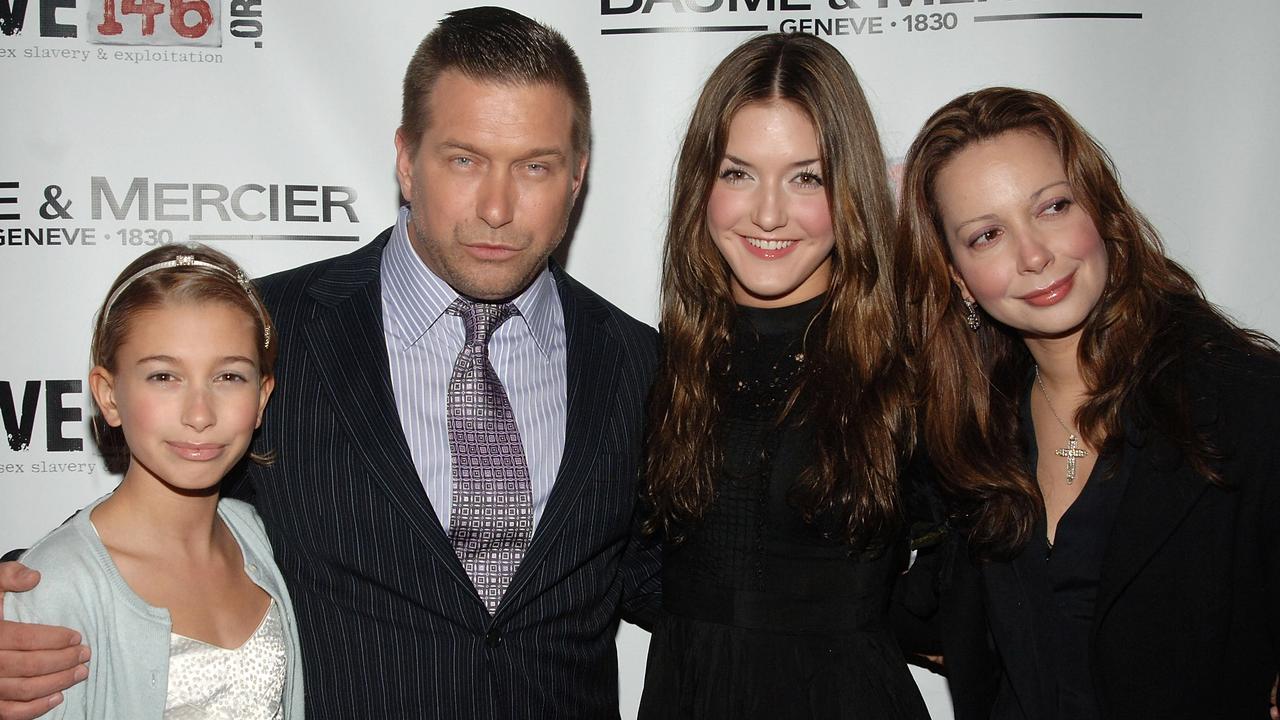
[182,386,215,432]
[1016,228,1052,274]
[476,167,515,229]
[751,184,787,233]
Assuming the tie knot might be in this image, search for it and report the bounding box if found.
[447,298,518,348]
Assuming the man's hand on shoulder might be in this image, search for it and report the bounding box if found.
[0,562,89,720]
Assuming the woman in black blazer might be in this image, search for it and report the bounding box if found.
[893,86,1280,719]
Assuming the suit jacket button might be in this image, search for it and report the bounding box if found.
[484,628,502,648]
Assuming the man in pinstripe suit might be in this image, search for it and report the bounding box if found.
[0,7,661,719]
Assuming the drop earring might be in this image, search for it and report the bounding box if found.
[963,298,981,332]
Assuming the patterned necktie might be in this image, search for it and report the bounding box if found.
[445,298,534,614]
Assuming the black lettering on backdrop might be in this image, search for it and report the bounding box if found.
[39,183,72,219]
[601,0,640,13]
[40,0,74,38]
[1,380,84,452]
[1,380,39,451]
[45,380,82,452]
[602,0,811,13]
[229,0,263,39]
[874,0,981,7]
[0,0,29,36]
[0,181,18,221]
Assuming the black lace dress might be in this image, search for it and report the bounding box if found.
[638,298,930,720]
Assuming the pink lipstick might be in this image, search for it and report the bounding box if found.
[739,235,799,260]
[1020,271,1075,307]
[167,442,227,461]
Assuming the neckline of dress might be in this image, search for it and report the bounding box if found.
[170,599,277,652]
[736,294,827,338]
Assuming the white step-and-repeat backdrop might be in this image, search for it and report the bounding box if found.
[4,1,1278,717]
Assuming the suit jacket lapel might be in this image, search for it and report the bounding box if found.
[300,229,474,592]
[1095,429,1206,623]
[499,265,621,614]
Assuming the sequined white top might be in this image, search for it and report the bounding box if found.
[165,600,287,719]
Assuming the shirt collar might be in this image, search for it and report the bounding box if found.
[381,205,560,358]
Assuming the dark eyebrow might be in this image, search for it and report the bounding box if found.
[723,153,822,170]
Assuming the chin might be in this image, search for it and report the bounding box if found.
[1014,313,1092,340]
[738,284,801,303]
[740,283,791,299]
[740,271,809,296]
[457,269,532,301]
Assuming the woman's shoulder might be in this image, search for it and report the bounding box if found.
[215,498,284,572]
[1151,307,1280,402]
[214,499,297,629]
[216,498,272,548]
[16,501,108,576]
[1157,339,1280,460]
[217,496,262,524]
[1186,341,1280,408]
[4,502,115,626]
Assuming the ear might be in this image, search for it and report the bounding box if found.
[394,128,416,202]
[570,151,589,201]
[255,375,276,429]
[948,264,975,304]
[88,366,122,428]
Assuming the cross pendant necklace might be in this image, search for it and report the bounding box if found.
[1055,434,1088,484]
[1034,366,1089,485]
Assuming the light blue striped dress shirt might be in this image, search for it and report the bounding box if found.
[380,206,567,534]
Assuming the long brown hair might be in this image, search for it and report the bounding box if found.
[896,87,1276,558]
[644,33,910,547]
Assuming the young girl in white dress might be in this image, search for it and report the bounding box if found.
[4,244,304,719]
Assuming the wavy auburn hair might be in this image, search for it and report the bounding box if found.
[643,33,911,547]
[896,87,1274,558]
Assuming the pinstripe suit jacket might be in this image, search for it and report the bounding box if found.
[231,227,662,719]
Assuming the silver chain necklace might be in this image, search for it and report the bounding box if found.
[1034,366,1089,485]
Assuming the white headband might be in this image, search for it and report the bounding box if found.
[101,254,272,350]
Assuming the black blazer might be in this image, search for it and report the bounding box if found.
[229,228,662,719]
[903,346,1280,720]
